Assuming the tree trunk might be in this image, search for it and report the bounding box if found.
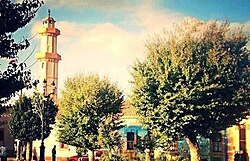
[145,149,150,161]
[88,149,94,161]
[16,140,21,160]
[26,141,32,161]
[186,135,201,161]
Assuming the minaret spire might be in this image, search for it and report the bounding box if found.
[48,9,51,18]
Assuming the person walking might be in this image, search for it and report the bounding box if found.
[240,150,248,161]
[52,145,56,161]
[235,152,240,161]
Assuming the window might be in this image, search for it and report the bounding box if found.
[170,142,178,152]
[0,128,4,141]
[212,133,222,152]
[239,126,246,150]
[212,142,222,152]
[47,35,53,53]
[127,132,134,150]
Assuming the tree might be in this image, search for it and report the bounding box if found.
[130,18,250,161]
[31,91,58,140]
[97,115,124,158]
[0,0,43,111]
[9,93,58,160]
[57,74,124,161]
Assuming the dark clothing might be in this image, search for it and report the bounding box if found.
[52,146,56,161]
[235,152,248,161]
[235,153,240,161]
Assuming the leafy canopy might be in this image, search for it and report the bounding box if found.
[57,74,124,150]
[0,0,43,108]
[98,115,124,153]
[130,18,250,142]
[9,93,58,141]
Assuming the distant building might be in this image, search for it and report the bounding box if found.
[0,111,15,157]
[119,103,225,161]
[119,101,147,159]
[227,119,250,161]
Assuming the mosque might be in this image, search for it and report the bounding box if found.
[0,13,249,161]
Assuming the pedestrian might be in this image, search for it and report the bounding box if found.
[235,152,240,161]
[52,145,56,161]
[240,150,248,161]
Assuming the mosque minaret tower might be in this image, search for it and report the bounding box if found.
[35,9,61,100]
[33,10,76,161]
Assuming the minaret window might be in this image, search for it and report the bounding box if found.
[47,35,53,52]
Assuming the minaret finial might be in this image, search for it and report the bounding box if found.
[48,9,51,17]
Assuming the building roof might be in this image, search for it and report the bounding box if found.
[121,101,138,117]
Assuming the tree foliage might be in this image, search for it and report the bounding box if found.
[57,74,124,151]
[98,115,124,157]
[9,93,58,142]
[130,18,250,160]
[0,0,43,109]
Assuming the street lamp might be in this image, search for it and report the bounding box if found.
[33,79,56,161]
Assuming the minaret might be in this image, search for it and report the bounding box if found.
[35,10,61,100]
[33,11,76,161]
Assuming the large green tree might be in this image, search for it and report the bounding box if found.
[97,115,124,158]
[0,0,43,110]
[57,74,124,161]
[130,18,250,161]
[9,93,58,160]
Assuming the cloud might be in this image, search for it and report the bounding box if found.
[30,1,188,96]
[13,0,250,98]
[242,21,250,33]
[54,21,145,95]
[44,0,134,11]
[135,1,185,34]
[221,20,250,35]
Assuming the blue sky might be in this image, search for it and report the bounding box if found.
[6,0,250,96]
[161,0,250,23]
[38,0,250,21]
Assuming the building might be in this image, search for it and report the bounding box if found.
[0,110,15,157]
[119,101,147,159]
[227,119,250,161]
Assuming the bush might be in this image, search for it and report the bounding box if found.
[100,154,129,161]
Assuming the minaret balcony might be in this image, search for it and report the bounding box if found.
[38,27,60,35]
[35,52,61,61]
